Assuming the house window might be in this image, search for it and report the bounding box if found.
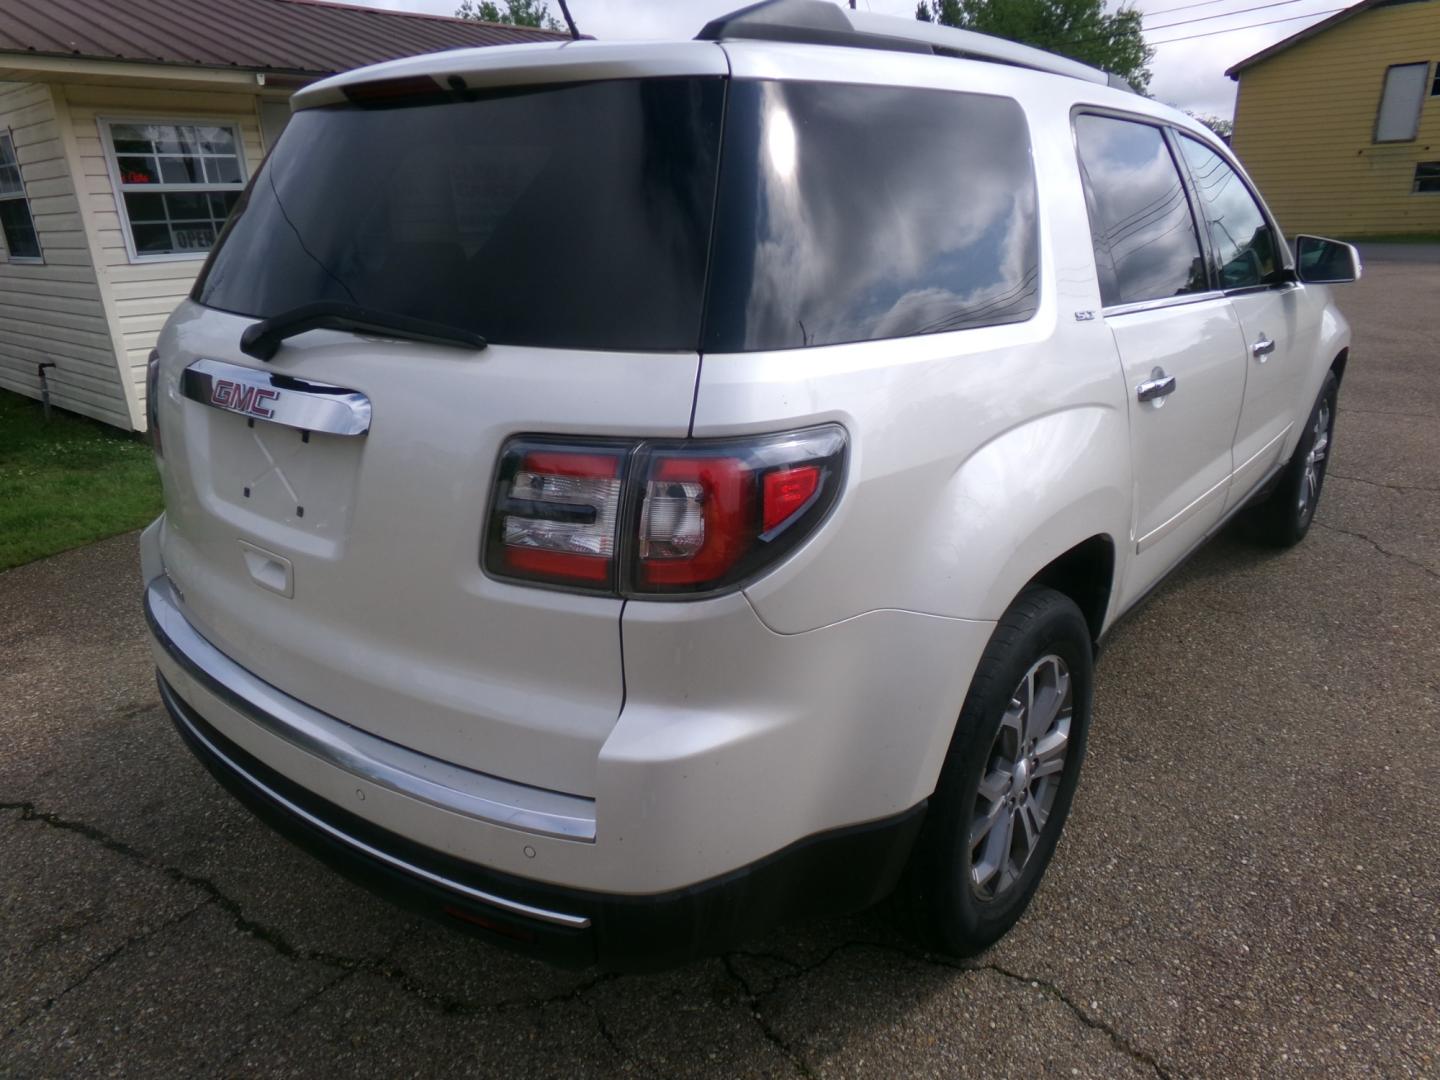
[1375,63,1429,142]
[104,121,246,258]
[1433,62,1440,96]
[1415,162,1440,193]
[0,131,42,261]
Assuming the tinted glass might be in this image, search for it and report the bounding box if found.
[1177,136,1279,290]
[703,81,1039,352]
[1074,115,1207,307]
[196,79,724,351]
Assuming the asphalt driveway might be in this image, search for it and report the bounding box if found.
[3,258,1438,1078]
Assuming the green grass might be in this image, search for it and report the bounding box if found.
[0,389,162,571]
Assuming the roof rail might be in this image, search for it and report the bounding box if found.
[696,0,1135,93]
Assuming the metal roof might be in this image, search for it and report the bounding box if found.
[0,0,569,77]
[1225,0,1415,78]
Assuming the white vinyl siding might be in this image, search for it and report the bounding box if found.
[0,81,132,429]
[65,84,266,426]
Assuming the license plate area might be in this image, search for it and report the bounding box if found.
[206,413,362,543]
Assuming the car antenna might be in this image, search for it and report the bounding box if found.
[557,0,581,39]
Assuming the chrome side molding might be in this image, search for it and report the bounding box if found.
[180,358,371,436]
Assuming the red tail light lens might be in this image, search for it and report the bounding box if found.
[485,440,629,591]
[762,466,820,532]
[485,426,846,598]
[342,76,444,105]
[638,455,751,588]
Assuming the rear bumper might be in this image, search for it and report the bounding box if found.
[158,672,924,970]
[141,505,992,966]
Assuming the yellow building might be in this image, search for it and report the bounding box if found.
[1228,0,1440,238]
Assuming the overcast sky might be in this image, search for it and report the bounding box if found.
[350,0,1354,119]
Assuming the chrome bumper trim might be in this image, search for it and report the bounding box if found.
[160,678,590,930]
[143,578,598,843]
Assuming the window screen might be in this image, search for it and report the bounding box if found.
[1178,136,1280,289]
[106,122,246,256]
[1375,63,1428,143]
[1416,162,1440,193]
[1074,115,1207,307]
[702,81,1039,351]
[0,132,40,261]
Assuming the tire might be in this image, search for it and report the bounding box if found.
[897,586,1093,956]
[1248,370,1338,548]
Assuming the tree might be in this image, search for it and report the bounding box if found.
[455,0,562,31]
[916,0,1153,95]
[1190,113,1234,141]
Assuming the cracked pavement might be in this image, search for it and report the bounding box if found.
[3,257,1438,1078]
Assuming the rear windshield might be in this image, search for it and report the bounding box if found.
[195,78,725,351]
[195,78,1039,353]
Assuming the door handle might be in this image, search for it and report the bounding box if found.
[1136,368,1177,403]
[1252,336,1276,360]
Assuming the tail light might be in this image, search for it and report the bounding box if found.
[485,425,847,598]
[146,349,162,457]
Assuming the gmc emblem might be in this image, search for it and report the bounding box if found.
[211,378,280,419]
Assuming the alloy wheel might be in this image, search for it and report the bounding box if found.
[968,655,1073,900]
[1299,400,1332,518]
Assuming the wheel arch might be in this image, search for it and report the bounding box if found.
[1330,346,1349,386]
[1026,534,1116,645]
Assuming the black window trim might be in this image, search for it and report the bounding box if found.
[0,127,43,264]
[1069,104,1294,314]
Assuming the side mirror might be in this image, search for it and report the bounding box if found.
[1293,235,1362,284]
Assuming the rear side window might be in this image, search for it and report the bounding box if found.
[1074,114,1207,307]
[195,78,725,351]
[1176,136,1280,290]
[702,81,1039,352]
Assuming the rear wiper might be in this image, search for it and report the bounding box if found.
[239,301,487,361]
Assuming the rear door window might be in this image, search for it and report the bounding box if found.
[195,78,725,352]
[1175,136,1281,290]
[702,81,1040,351]
[1074,114,1209,307]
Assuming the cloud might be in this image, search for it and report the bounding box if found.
[350,0,1355,120]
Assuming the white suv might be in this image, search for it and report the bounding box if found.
[141,0,1359,969]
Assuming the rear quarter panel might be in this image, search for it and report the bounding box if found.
[694,56,1133,634]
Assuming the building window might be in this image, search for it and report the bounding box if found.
[1416,162,1440,193]
[103,121,246,259]
[1433,62,1440,96]
[0,131,42,261]
[1375,63,1429,142]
